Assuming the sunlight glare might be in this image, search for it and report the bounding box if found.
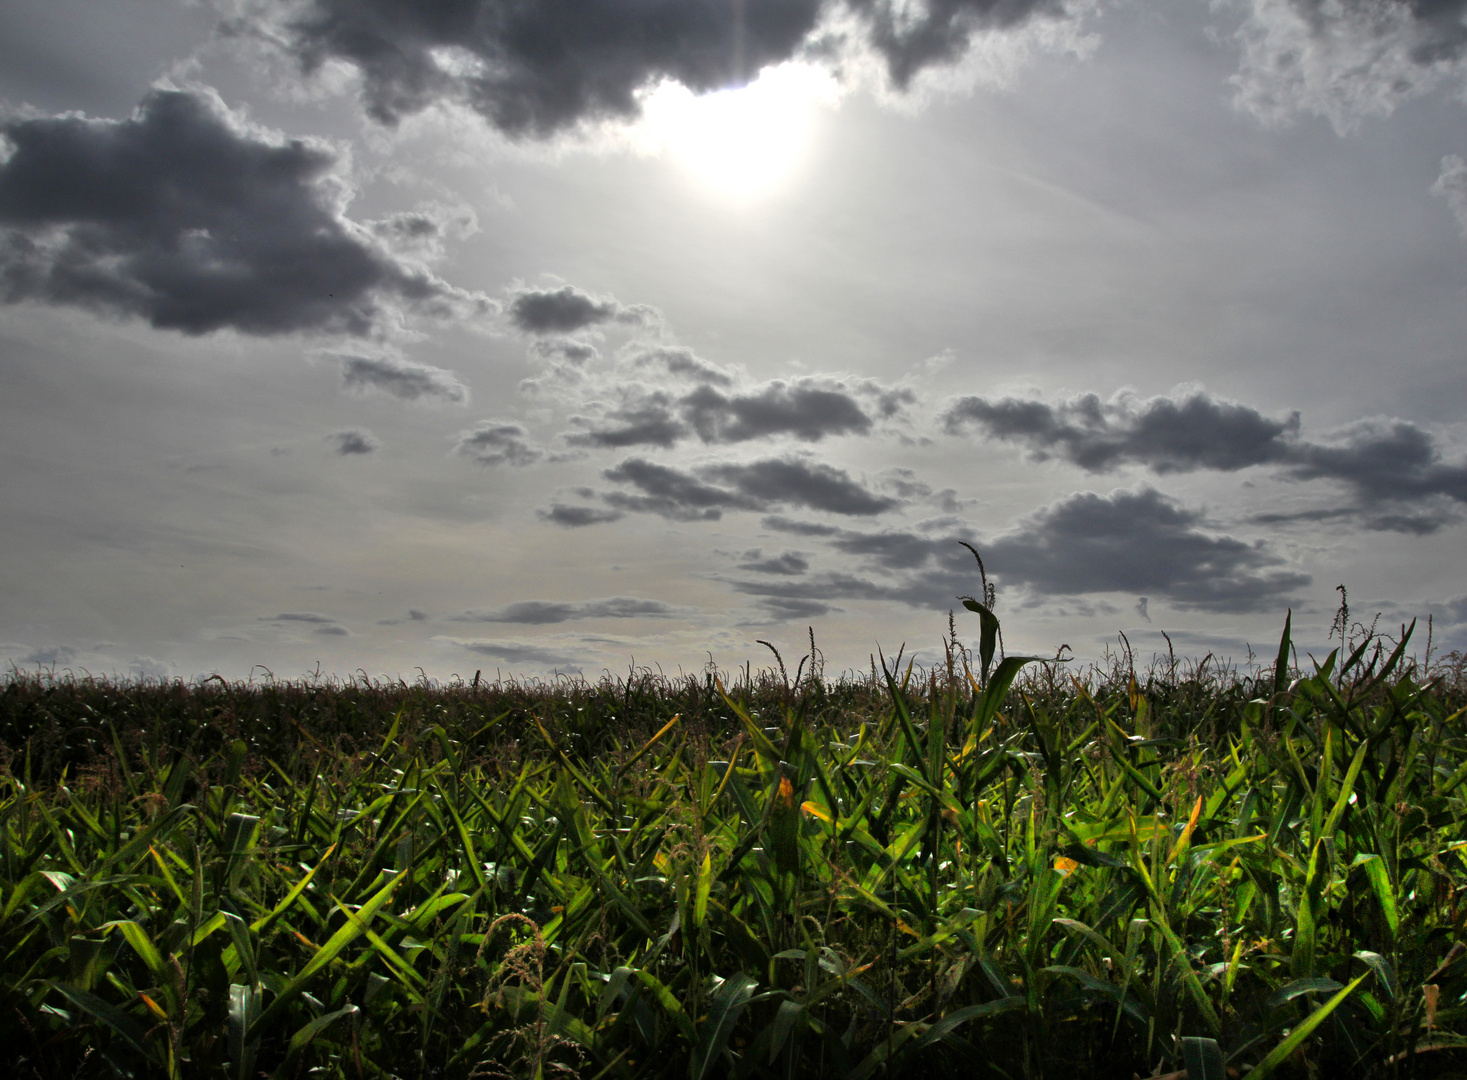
[641,65,834,199]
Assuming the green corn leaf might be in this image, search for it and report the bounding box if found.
[1353,949,1399,1000]
[228,983,261,1080]
[281,1004,359,1072]
[961,598,1001,684]
[767,998,805,1064]
[1243,974,1365,1080]
[1181,1036,1225,1080]
[101,919,165,979]
[50,981,154,1057]
[691,972,757,1080]
[911,996,1027,1052]
[246,870,404,1040]
[693,849,712,930]
[1351,854,1398,937]
[1274,609,1292,696]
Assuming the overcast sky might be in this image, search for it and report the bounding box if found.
[3,0,1466,683]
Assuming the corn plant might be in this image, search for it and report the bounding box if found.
[2,591,1465,1078]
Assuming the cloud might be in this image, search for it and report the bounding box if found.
[453,596,683,624]
[0,88,489,336]
[314,625,350,635]
[943,390,1300,473]
[602,457,764,520]
[538,503,626,527]
[530,337,601,366]
[455,420,548,466]
[736,550,810,575]
[984,488,1310,612]
[14,645,78,667]
[627,345,735,386]
[703,458,902,515]
[329,428,380,455]
[564,392,687,449]
[681,380,876,442]
[850,0,1082,90]
[595,455,898,521]
[265,612,337,623]
[447,638,586,669]
[1227,0,1467,133]
[507,284,658,333]
[567,376,905,449]
[368,200,478,259]
[743,596,839,622]
[945,389,1467,532]
[340,353,469,403]
[245,0,1082,136]
[1433,154,1467,235]
[1281,418,1467,504]
[748,491,1311,614]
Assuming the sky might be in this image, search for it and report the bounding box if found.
[2,0,1466,684]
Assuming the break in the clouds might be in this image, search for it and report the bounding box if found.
[507,284,659,334]
[590,455,898,522]
[1230,0,1467,132]
[328,428,379,455]
[453,596,683,624]
[247,0,1083,137]
[340,353,469,403]
[0,89,488,337]
[946,390,1467,531]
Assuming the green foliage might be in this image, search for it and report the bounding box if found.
[1,605,1466,1078]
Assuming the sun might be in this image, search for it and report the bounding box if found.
[640,64,834,199]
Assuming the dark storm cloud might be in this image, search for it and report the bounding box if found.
[984,488,1310,613]
[507,285,658,334]
[329,429,380,455]
[266,612,337,623]
[943,391,1301,473]
[596,455,896,521]
[341,354,469,403]
[455,420,547,466]
[0,89,487,336]
[247,1,1075,137]
[453,596,682,624]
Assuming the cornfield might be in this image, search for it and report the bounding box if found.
[2,600,1466,1079]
